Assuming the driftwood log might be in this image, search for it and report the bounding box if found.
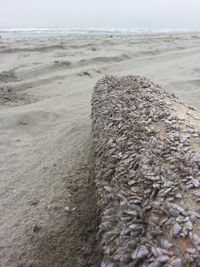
[91,76,200,266]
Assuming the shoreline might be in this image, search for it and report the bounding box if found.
[1,31,200,40]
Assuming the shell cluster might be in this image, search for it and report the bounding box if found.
[91,76,200,266]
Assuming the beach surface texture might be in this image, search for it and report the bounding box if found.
[0,34,200,266]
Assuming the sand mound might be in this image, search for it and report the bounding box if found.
[0,45,65,54]
[92,76,200,266]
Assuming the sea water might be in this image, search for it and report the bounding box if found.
[0,28,198,39]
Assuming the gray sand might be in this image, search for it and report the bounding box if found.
[0,33,200,266]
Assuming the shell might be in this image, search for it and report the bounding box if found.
[92,75,200,266]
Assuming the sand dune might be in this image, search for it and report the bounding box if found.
[0,33,200,266]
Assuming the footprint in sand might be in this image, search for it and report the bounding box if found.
[53,60,71,68]
[78,71,92,77]
[0,69,17,83]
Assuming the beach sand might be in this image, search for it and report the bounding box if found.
[0,33,200,266]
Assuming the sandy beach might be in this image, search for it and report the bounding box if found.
[0,33,200,266]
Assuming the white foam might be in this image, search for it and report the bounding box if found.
[0,27,199,39]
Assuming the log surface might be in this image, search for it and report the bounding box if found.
[91,76,200,266]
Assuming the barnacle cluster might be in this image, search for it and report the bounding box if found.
[91,76,200,266]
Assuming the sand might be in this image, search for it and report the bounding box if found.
[0,33,200,266]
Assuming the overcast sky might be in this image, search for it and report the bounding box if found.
[0,0,200,29]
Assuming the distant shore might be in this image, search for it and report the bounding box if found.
[0,27,200,39]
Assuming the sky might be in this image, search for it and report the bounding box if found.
[0,0,200,29]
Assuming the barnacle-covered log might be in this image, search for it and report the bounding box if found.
[91,76,200,266]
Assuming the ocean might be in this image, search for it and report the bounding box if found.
[0,28,198,39]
